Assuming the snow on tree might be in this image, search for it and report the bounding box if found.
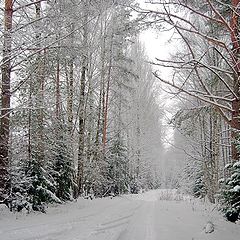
[220,160,240,222]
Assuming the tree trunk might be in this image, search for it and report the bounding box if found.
[34,2,45,165]
[102,33,113,153]
[77,2,88,196]
[66,60,74,134]
[100,17,107,147]
[56,58,60,119]
[0,0,13,200]
[230,0,240,161]
[86,73,94,167]
[66,23,75,135]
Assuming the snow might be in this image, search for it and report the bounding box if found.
[225,163,232,169]
[0,190,239,240]
[233,161,240,168]
[233,185,240,192]
[36,186,62,204]
[204,221,214,233]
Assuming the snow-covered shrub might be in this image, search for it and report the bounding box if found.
[51,125,76,201]
[158,189,183,201]
[129,179,141,194]
[26,157,61,212]
[182,160,206,199]
[106,137,130,195]
[219,161,240,222]
[8,156,61,213]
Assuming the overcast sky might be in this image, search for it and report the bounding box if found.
[136,1,179,150]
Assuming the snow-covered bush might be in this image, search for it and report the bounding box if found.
[158,189,184,201]
[220,161,240,222]
[182,160,206,199]
[51,125,76,201]
[26,158,62,212]
[107,137,130,195]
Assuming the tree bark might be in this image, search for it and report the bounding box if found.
[66,23,75,135]
[230,0,240,161]
[0,0,13,200]
[102,33,113,153]
[100,17,107,147]
[67,60,74,134]
[77,2,88,196]
[56,58,60,119]
[34,2,45,165]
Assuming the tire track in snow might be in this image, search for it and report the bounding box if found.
[116,201,156,240]
[88,202,143,240]
[1,198,136,240]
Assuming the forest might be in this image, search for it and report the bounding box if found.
[0,0,239,223]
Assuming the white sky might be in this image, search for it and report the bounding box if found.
[136,0,181,150]
[140,29,173,61]
[139,28,176,148]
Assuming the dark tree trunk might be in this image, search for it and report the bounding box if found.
[230,0,240,161]
[56,59,60,119]
[102,33,113,153]
[67,60,74,134]
[67,23,75,135]
[34,2,45,165]
[77,2,88,196]
[0,0,13,201]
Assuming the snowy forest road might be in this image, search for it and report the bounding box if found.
[0,190,239,240]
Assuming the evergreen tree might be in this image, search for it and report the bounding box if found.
[51,121,76,201]
[107,135,129,195]
[26,157,61,212]
[220,160,240,222]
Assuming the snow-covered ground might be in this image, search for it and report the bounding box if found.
[0,190,239,240]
